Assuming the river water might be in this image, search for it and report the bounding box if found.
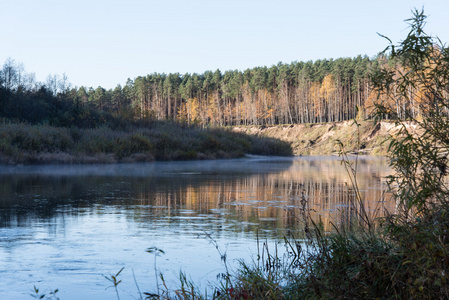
[0,156,392,299]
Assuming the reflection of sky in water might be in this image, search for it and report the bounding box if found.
[0,156,392,299]
[0,213,263,299]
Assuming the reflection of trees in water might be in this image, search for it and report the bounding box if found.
[0,159,393,234]
[131,167,393,233]
[156,174,392,233]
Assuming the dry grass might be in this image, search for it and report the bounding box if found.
[0,121,292,165]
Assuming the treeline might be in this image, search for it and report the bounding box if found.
[0,56,374,128]
[1,54,437,128]
[130,56,373,125]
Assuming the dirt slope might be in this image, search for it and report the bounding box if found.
[233,120,406,156]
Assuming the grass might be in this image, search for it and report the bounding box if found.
[0,121,293,164]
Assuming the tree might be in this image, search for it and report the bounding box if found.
[372,9,449,214]
[1,58,16,90]
[46,74,60,96]
[186,97,199,124]
[92,86,107,110]
[320,74,336,122]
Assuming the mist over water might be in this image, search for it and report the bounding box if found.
[0,156,392,299]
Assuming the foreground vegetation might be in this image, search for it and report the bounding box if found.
[0,121,292,165]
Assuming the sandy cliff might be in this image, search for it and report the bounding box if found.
[233,120,409,156]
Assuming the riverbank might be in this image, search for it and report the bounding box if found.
[0,121,292,165]
[233,120,403,156]
[0,120,405,165]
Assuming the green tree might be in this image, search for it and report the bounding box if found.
[372,9,449,215]
[92,86,106,110]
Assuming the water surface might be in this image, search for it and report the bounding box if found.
[0,156,392,299]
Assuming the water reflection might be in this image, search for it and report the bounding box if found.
[0,156,392,299]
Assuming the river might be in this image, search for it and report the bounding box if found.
[0,156,392,299]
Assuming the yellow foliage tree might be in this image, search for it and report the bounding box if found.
[320,74,336,103]
[186,97,199,124]
[206,94,219,126]
[177,102,187,123]
[310,82,322,119]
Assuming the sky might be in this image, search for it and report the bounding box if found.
[1,0,449,90]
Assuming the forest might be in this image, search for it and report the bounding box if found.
[0,54,430,129]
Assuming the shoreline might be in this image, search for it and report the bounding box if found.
[0,120,401,166]
[0,121,292,166]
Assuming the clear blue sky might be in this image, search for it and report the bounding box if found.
[2,0,448,89]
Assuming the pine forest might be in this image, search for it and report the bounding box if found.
[1,54,438,128]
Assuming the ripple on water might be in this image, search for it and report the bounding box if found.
[0,157,392,299]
